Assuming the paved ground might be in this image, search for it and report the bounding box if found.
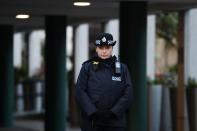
[0,120,81,131]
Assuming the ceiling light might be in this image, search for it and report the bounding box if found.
[73,2,91,6]
[16,14,30,19]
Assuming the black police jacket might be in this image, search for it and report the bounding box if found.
[76,56,133,127]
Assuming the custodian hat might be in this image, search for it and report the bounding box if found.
[95,33,116,46]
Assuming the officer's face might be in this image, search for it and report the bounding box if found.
[96,45,113,59]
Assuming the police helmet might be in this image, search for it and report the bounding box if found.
[95,33,116,46]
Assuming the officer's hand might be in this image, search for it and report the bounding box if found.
[94,110,116,120]
[93,111,103,119]
[104,111,117,119]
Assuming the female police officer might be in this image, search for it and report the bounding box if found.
[76,33,133,131]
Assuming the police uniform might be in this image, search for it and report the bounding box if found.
[76,33,133,131]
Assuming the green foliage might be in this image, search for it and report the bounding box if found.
[187,77,197,88]
[147,73,177,88]
[168,64,178,74]
[152,78,164,85]
[147,75,164,85]
[14,64,28,83]
[166,65,178,88]
[156,12,178,47]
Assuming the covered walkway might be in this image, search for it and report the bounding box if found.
[0,1,197,131]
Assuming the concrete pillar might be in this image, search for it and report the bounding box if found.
[146,16,156,131]
[0,25,14,127]
[70,24,89,126]
[45,16,67,131]
[119,2,147,131]
[104,19,119,57]
[65,26,73,125]
[29,30,45,77]
[184,8,197,131]
[147,15,156,80]
[185,9,197,82]
[14,32,24,68]
[72,24,89,126]
[74,24,89,82]
[66,26,73,71]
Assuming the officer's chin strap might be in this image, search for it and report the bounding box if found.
[115,55,121,76]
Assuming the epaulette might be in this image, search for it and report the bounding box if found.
[82,57,100,71]
[82,59,92,65]
[92,60,99,65]
[82,57,100,65]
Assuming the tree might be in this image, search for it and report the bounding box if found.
[156,12,178,48]
[156,12,179,73]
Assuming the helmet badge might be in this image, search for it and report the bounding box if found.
[102,37,107,42]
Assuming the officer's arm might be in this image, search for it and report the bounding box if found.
[111,65,133,117]
[76,64,97,117]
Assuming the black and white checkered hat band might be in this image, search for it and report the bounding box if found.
[95,40,115,46]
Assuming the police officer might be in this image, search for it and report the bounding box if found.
[76,33,133,131]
